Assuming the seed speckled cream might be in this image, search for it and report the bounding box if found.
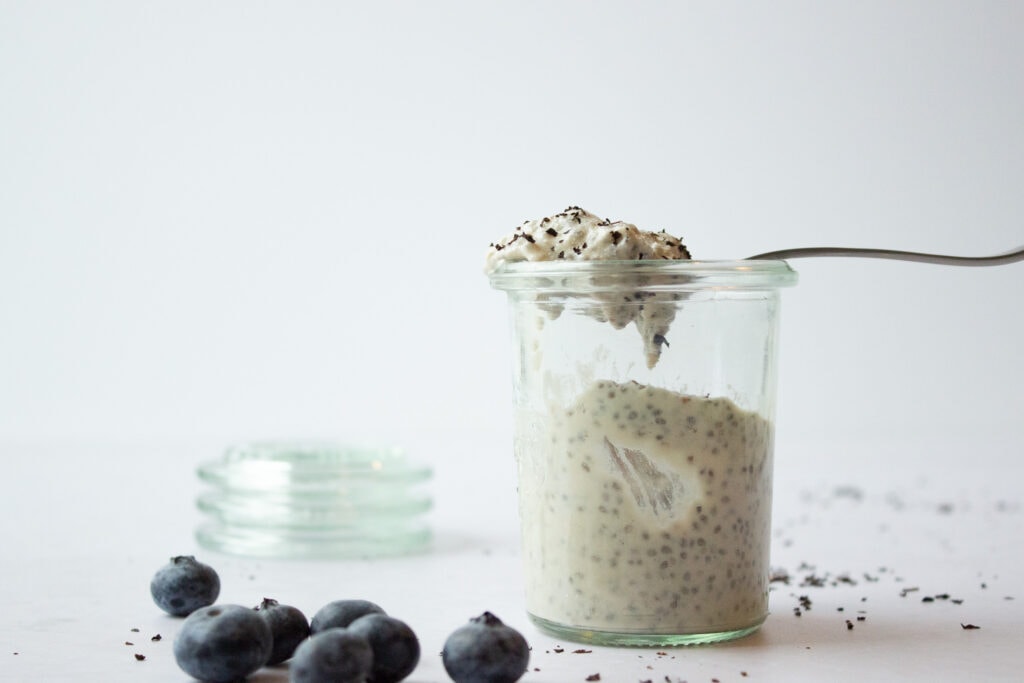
[484,206,691,271]
[485,207,692,368]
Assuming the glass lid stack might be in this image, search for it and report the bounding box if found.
[195,441,432,559]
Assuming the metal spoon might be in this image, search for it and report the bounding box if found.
[747,244,1024,266]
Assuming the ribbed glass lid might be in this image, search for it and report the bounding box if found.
[195,441,432,559]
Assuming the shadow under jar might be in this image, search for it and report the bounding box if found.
[488,259,797,646]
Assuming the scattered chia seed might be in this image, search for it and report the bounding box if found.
[801,574,827,588]
[134,653,146,661]
[961,623,981,630]
[586,674,601,681]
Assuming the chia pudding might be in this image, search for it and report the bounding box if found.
[487,207,793,644]
[517,380,773,637]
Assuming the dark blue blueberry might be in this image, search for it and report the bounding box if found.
[348,613,420,682]
[254,597,310,665]
[441,612,529,683]
[310,599,386,634]
[172,604,272,683]
[290,628,374,683]
[150,555,220,617]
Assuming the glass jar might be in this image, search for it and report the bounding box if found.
[489,259,797,645]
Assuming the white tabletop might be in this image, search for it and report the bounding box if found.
[2,429,1021,683]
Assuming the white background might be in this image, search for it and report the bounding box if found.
[2,3,1024,682]
[2,0,1022,448]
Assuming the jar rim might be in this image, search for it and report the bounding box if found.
[487,259,798,291]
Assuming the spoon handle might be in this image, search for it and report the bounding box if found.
[747,244,1024,266]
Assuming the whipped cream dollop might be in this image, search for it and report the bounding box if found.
[484,206,690,273]
[486,207,692,368]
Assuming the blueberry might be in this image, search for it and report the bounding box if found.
[290,628,374,683]
[255,597,310,665]
[310,599,386,634]
[348,613,420,682]
[150,555,220,617]
[441,612,530,683]
[173,604,272,683]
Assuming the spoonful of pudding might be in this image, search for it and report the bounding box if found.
[486,207,1022,368]
[486,206,1023,268]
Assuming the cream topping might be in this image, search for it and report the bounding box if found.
[486,206,692,368]
[485,206,690,272]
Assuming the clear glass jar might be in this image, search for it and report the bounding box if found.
[489,259,797,645]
